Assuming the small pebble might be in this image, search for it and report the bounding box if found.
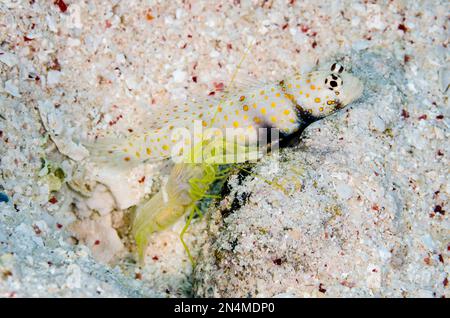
[47,71,61,86]
[4,80,20,97]
[0,192,9,203]
[336,182,353,200]
[172,69,187,83]
[0,51,18,67]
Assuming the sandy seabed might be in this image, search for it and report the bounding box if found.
[0,0,448,297]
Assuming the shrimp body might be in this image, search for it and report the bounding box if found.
[132,163,209,261]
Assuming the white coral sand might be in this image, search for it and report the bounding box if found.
[0,0,448,297]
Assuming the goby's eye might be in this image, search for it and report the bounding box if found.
[325,74,343,90]
[330,62,344,74]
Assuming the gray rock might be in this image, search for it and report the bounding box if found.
[193,52,449,298]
